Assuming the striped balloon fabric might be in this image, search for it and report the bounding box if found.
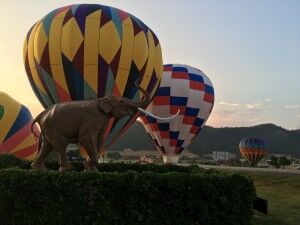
[140,64,214,163]
[239,137,267,166]
[23,4,163,148]
[0,92,39,160]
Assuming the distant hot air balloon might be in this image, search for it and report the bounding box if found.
[23,4,163,150]
[140,64,215,163]
[239,137,267,166]
[0,92,39,160]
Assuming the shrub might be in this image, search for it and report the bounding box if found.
[0,155,256,224]
[0,154,26,169]
[0,154,204,174]
[0,169,255,225]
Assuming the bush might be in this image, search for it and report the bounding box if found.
[0,155,256,225]
[0,154,204,174]
[0,169,255,225]
[0,154,27,169]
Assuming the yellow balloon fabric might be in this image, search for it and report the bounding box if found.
[0,92,38,160]
[23,4,163,148]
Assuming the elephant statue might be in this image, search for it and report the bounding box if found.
[31,80,179,171]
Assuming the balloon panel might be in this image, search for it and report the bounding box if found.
[239,137,267,165]
[0,92,39,160]
[140,64,214,156]
[23,4,163,148]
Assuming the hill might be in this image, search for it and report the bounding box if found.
[110,123,300,157]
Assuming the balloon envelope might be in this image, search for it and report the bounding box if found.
[0,92,39,160]
[23,4,163,148]
[239,137,267,165]
[140,64,215,163]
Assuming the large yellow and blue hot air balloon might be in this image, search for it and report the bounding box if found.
[23,4,163,148]
[0,92,39,160]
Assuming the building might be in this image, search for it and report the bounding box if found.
[66,144,81,161]
[212,151,236,161]
[139,155,155,163]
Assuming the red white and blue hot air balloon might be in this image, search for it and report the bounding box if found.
[140,64,214,163]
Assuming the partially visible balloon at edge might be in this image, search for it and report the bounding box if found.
[0,92,39,160]
[140,64,215,163]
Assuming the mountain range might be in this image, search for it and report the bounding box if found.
[110,123,300,158]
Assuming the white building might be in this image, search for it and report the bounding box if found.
[212,151,236,161]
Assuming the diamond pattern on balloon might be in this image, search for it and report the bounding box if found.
[61,17,84,61]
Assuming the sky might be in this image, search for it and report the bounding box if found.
[0,0,299,129]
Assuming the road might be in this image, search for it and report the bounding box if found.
[198,164,300,174]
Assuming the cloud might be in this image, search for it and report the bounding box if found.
[246,101,263,110]
[218,101,240,107]
[284,105,300,109]
[265,98,272,102]
[297,115,300,118]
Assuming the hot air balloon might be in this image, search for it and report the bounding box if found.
[23,4,163,150]
[239,137,267,166]
[140,64,215,163]
[0,92,39,160]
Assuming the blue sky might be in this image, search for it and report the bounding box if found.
[0,0,299,129]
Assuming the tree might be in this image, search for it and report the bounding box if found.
[269,155,280,169]
[278,156,291,169]
[228,158,242,167]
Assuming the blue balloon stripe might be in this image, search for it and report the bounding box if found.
[157,123,169,131]
[189,73,204,82]
[205,85,214,95]
[170,97,188,106]
[39,66,60,103]
[4,106,31,142]
[186,107,199,117]
[156,87,170,96]
[172,66,188,72]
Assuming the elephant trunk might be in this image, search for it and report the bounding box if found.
[121,79,150,109]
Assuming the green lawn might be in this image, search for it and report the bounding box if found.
[239,171,300,225]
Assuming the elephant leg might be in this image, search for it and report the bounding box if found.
[31,137,53,170]
[80,136,99,171]
[97,135,107,163]
[97,135,105,157]
[53,142,72,172]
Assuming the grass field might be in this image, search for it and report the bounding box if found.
[238,171,300,225]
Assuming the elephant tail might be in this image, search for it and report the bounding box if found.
[31,110,46,138]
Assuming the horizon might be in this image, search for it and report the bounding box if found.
[204,122,300,131]
[0,0,299,129]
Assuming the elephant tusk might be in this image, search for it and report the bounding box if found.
[137,108,180,121]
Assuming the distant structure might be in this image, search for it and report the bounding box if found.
[212,151,236,161]
[66,144,81,162]
[121,149,161,161]
[140,155,155,163]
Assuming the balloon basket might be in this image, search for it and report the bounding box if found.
[162,155,180,164]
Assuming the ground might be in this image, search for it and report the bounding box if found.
[199,165,300,225]
[246,171,300,225]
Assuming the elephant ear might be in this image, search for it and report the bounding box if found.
[100,101,112,114]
